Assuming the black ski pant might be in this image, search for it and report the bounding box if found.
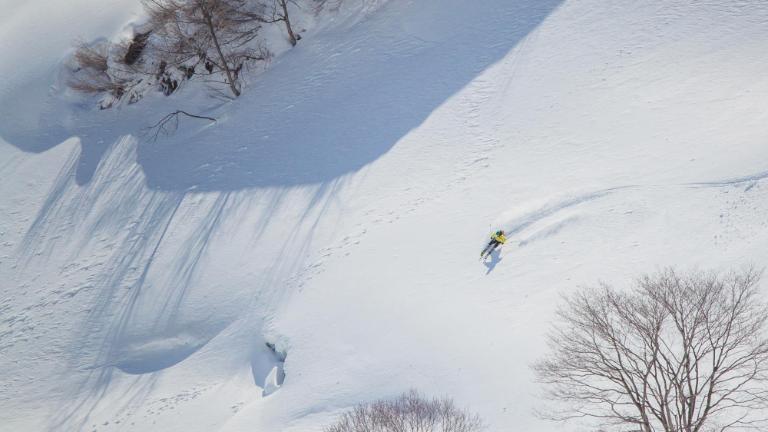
[481,239,501,257]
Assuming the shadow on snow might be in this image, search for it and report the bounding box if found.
[2,0,565,429]
[1,0,563,191]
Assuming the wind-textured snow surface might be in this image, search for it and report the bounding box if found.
[2,0,768,431]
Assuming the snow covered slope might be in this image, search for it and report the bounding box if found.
[2,0,768,431]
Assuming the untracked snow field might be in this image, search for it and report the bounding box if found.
[2,0,768,431]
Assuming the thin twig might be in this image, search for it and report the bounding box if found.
[145,110,217,142]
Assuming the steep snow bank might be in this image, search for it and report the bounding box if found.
[2,0,768,431]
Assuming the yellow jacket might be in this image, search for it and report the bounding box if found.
[492,232,507,244]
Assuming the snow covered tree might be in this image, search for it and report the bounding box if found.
[324,390,482,432]
[535,268,768,432]
[68,38,154,108]
[68,41,130,106]
[264,0,301,46]
[68,0,315,106]
[143,0,270,98]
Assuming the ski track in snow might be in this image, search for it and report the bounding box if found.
[490,169,768,255]
[687,170,768,188]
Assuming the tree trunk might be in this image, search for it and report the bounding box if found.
[202,3,241,97]
[279,0,298,46]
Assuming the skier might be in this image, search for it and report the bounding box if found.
[480,229,506,259]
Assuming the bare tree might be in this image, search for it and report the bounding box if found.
[68,41,131,106]
[143,0,269,97]
[262,0,300,46]
[277,0,300,45]
[325,390,483,432]
[144,110,217,142]
[534,268,768,432]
